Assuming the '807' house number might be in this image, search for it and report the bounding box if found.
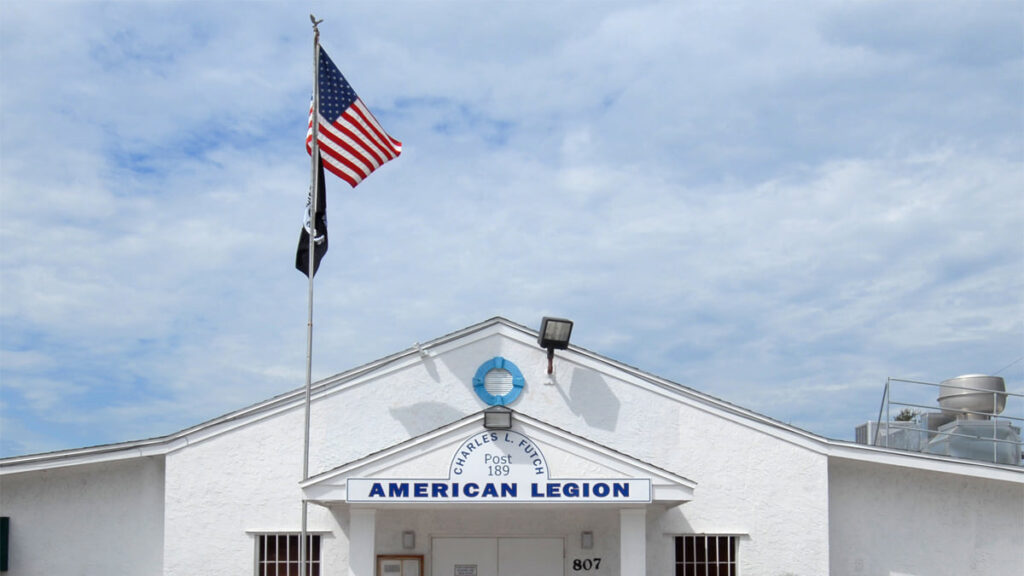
[573,558,601,571]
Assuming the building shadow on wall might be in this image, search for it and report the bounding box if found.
[390,402,466,438]
[565,367,620,432]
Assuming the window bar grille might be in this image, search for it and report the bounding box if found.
[255,534,321,576]
[676,535,736,576]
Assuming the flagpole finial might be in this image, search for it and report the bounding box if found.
[310,14,323,30]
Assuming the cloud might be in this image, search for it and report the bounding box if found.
[1,0,1020,456]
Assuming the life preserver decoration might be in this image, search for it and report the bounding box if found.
[472,357,525,406]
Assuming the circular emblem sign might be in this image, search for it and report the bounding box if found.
[449,429,547,479]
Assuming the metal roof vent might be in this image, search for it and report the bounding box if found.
[484,369,515,397]
[937,374,1007,420]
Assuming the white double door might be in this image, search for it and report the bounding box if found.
[432,537,564,576]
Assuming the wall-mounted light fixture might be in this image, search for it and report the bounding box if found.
[402,530,416,550]
[538,317,573,374]
[581,531,594,550]
[483,406,513,430]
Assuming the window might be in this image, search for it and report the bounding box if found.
[674,535,737,576]
[256,534,321,576]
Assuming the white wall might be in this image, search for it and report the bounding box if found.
[159,334,512,575]
[0,456,165,576]
[828,458,1024,575]
[163,406,339,576]
[307,333,510,477]
[495,336,832,575]
[303,331,833,575]
[655,412,831,576]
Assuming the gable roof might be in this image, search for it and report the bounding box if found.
[301,409,697,505]
[3,317,1022,484]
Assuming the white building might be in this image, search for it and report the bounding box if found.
[1,317,1022,575]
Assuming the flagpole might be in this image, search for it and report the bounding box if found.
[301,14,323,576]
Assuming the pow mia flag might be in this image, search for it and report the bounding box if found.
[296,155,328,277]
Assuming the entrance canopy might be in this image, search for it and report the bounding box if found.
[301,410,695,506]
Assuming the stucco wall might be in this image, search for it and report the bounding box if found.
[153,329,836,575]
[506,336,832,575]
[300,331,833,575]
[655,409,830,576]
[0,456,165,575]
[163,406,339,575]
[160,335,512,575]
[828,458,1024,575]
[307,333,511,476]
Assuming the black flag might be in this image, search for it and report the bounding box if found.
[296,155,328,277]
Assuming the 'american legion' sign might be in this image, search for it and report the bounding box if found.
[347,430,651,503]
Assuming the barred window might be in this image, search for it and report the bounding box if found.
[256,533,321,576]
[674,535,736,576]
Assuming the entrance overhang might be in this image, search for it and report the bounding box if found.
[300,410,696,507]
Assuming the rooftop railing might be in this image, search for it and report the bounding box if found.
[871,377,1024,466]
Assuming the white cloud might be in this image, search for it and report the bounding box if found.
[1,0,1020,455]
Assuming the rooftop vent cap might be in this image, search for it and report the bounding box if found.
[937,374,1006,420]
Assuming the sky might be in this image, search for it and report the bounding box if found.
[1,0,1022,458]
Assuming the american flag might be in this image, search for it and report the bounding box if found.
[306,47,402,187]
